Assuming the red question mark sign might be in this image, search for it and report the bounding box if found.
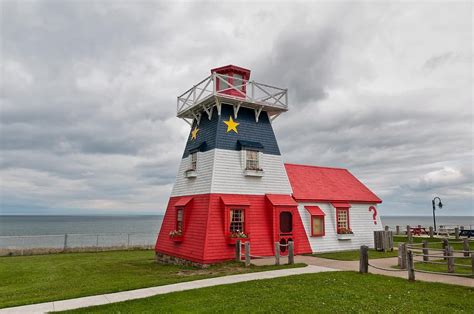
[368,206,377,225]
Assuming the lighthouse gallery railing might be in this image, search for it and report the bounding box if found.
[176,72,288,119]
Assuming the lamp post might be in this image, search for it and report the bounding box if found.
[432,197,443,231]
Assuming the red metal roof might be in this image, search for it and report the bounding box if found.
[220,195,251,206]
[266,194,297,206]
[174,196,193,207]
[304,206,325,216]
[285,163,382,203]
[211,64,251,76]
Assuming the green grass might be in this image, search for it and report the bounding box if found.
[394,235,473,251]
[311,249,398,261]
[0,250,304,309]
[415,257,473,277]
[63,271,474,313]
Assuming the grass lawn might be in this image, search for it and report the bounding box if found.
[63,271,474,313]
[415,257,473,277]
[311,248,398,261]
[0,250,304,309]
[394,235,473,251]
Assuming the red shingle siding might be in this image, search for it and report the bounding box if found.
[285,163,382,203]
[156,193,312,263]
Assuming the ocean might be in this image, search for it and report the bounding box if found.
[0,215,472,237]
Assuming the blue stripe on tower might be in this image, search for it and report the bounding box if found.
[182,104,281,158]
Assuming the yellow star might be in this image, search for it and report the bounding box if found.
[223,116,239,134]
[191,127,199,140]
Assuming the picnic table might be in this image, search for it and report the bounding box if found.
[410,227,427,236]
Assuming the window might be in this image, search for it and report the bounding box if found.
[311,216,325,236]
[233,74,244,91]
[230,209,244,233]
[176,208,183,232]
[337,208,349,232]
[245,150,259,170]
[218,75,229,91]
[190,152,197,170]
[279,211,293,233]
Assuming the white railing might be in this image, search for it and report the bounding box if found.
[177,72,288,118]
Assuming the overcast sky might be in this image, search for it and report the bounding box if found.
[0,1,472,217]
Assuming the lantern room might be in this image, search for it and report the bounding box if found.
[211,65,251,97]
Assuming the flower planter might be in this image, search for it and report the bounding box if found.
[185,169,197,178]
[170,236,183,243]
[337,233,354,241]
[227,237,250,245]
[244,169,264,177]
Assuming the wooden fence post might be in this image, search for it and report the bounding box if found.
[63,234,68,251]
[442,239,449,260]
[288,241,294,265]
[463,238,470,257]
[407,225,412,243]
[359,245,369,274]
[235,240,242,262]
[396,225,400,235]
[407,250,415,281]
[398,243,407,269]
[447,246,454,273]
[429,226,434,238]
[275,242,280,265]
[422,240,429,262]
[244,242,250,267]
[384,226,389,231]
[454,227,460,240]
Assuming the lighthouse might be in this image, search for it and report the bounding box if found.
[155,65,382,266]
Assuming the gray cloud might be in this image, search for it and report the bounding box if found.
[0,1,472,216]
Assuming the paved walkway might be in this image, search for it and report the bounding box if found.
[0,265,337,313]
[253,256,473,287]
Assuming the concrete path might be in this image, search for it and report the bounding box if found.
[252,256,473,287]
[0,265,337,314]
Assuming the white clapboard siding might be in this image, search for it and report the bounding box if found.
[171,150,215,197]
[171,149,292,197]
[297,202,383,253]
[210,149,292,195]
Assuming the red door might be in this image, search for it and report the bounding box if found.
[279,211,293,255]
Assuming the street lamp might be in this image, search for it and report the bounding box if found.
[432,197,443,231]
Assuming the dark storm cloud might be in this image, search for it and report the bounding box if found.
[0,1,472,215]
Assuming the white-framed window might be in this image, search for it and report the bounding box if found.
[190,152,197,170]
[230,209,244,233]
[337,209,349,232]
[245,150,259,170]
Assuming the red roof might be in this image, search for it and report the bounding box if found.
[304,206,325,216]
[220,195,250,206]
[266,194,297,206]
[285,163,382,203]
[174,196,193,207]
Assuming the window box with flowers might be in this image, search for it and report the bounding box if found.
[169,230,183,242]
[337,228,354,240]
[226,231,250,245]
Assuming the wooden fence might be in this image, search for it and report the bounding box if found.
[360,237,474,281]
